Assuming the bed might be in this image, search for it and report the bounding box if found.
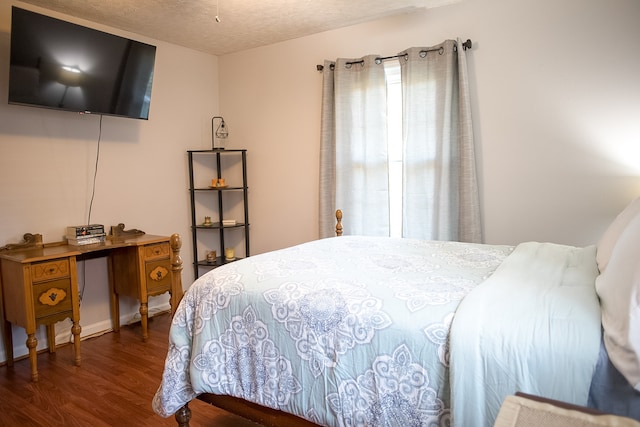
[153,204,640,427]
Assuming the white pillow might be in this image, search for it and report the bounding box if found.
[596,197,640,272]
[595,212,640,391]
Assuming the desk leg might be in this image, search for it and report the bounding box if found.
[107,257,120,333]
[170,290,181,316]
[69,256,82,367]
[71,321,81,366]
[26,333,38,382]
[112,294,120,332]
[46,324,56,354]
[140,302,148,342]
[3,320,13,367]
[0,275,13,368]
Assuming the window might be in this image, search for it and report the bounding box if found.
[385,60,403,238]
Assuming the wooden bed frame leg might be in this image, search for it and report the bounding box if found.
[335,209,343,236]
[174,403,191,427]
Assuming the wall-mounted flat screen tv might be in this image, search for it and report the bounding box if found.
[8,7,156,120]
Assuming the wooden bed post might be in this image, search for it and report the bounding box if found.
[171,236,189,427]
[335,209,343,236]
[170,233,183,315]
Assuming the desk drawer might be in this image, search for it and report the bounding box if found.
[33,278,73,319]
[31,259,71,283]
[145,259,171,294]
[143,242,170,261]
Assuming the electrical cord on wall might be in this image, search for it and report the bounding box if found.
[78,114,104,304]
[86,114,103,227]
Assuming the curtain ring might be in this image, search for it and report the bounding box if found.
[419,51,427,58]
[453,44,458,52]
[403,53,409,61]
[439,46,444,55]
[375,58,382,65]
[345,63,352,69]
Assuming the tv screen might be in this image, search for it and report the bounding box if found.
[8,7,156,120]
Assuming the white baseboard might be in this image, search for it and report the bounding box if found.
[0,303,171,363]
[54,303,172,344]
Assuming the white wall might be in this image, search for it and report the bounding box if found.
[219,0,640,254]
[0,0,218,361]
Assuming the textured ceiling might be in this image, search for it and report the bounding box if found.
[17,0,456,55]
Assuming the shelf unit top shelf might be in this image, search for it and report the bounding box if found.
[188,149,247,153]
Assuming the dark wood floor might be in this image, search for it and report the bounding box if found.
[0,312,261,427]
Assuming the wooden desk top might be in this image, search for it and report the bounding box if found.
[0,234,170,264]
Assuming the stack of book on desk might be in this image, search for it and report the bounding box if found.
[66,224,106,245]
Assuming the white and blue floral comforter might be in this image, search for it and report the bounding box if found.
[153,236,515,425]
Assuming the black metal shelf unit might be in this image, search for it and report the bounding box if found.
[187,149,249,278]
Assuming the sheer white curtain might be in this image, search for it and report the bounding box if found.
[319,39,481,243]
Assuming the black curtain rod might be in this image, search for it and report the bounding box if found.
[316,39,472,71]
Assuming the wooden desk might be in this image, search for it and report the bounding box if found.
[0,233,182,382]
[105,234,183,340]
